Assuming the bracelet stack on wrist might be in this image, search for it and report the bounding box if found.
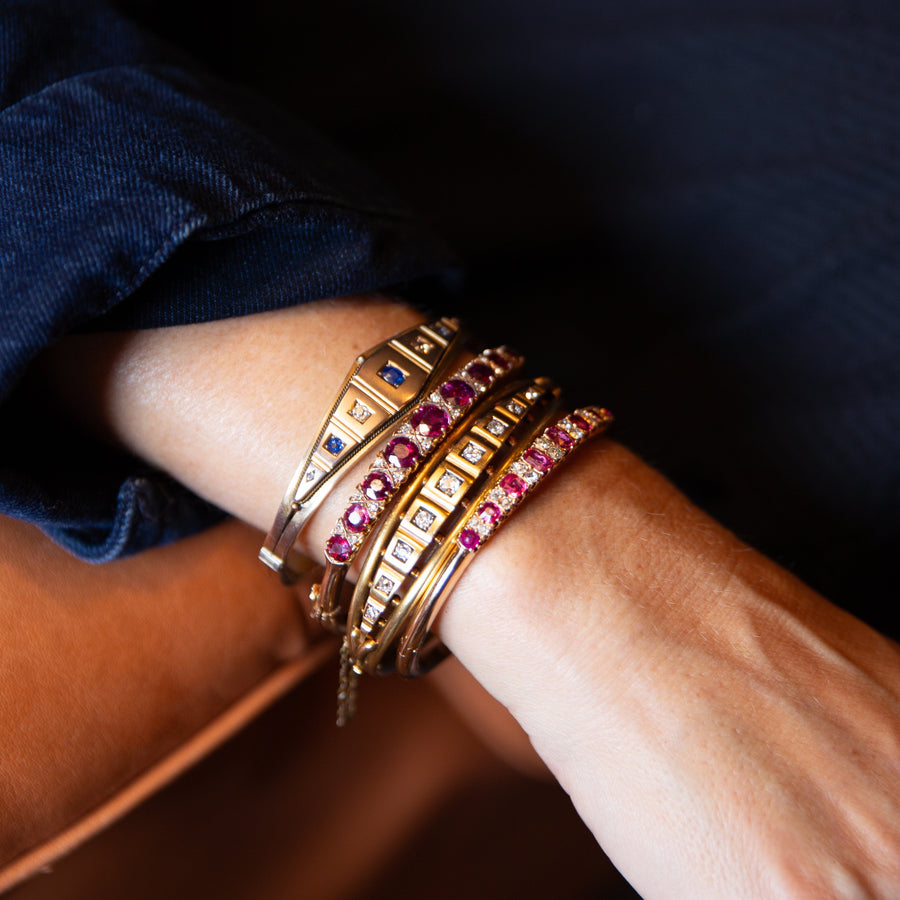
[260,317,612,724]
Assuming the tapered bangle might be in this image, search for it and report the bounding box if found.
[259,317,461,583]
[310,345,524,631]
[393,405,613,679]
[343,377,561,685]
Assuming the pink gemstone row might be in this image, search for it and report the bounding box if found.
[456,406,613,552]
[325,346,521,564]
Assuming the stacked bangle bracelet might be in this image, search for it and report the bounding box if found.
[259,316,612,724]
[394,405,613,679]
[259,317,461,582]
[310,343,524,629]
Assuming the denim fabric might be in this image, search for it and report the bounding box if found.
[0,0,456,560]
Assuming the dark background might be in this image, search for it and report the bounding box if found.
[119,0,900,637]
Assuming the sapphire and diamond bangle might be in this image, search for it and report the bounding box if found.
[259,317,461,583]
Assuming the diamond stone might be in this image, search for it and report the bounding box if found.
[506,399,526,416]
[305,466,317,482]
[349,400,373,423]
[489,487,513,511]
[536,437,564,460]
[437,471,463,496]
[461,441,486,464]
[374,575,395,596]
[412,507,437,532]
[513,461,540,484]
[485,417,508,437]
[391,540,414,564]
[413,335,435,355]
[363,599,384,623]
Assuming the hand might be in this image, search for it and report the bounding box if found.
[441,440,900,898]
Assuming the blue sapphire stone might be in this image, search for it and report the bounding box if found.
[378,364,406,387]
[324,435,346,456]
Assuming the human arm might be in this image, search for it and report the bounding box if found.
[40,295,900,899]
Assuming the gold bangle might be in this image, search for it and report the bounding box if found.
[259,317,462,582]
[310,345,524,631]
[393,405,613,679]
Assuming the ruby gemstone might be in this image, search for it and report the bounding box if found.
[459,529,481,550]
[326,534,353,563]
[546,425,574,450]
[500,473,527,498]
[465,361,494,385]
[343,503,370,533]
[440,379,476,407]
[476,501,502,525]
[385,436,420,469]
[410,404,450,438]
[362,471,393,502]
[523,447,553,473]
[569,413,591,432]
[485,348,513,371]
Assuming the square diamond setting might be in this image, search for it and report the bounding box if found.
[437,471,464,496]
[391,540,415,564]
[374,575,395,597]
[461,441,486,464]
[412,507,437,533]
[413,335,435,355]
[349,400,373,424]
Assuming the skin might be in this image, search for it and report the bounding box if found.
[41,294,900,898]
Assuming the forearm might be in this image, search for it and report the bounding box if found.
[41,296,900,898]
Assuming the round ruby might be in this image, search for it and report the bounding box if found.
[500,473,527,498]
[485,348,513,371]
[385,436,420,469]
[326,534,352,563]
[476,501,502,525]
[523,447,553,473]
[546,425,574,450]
[466,361,494,385]
[459,528,481,550]
[440,379,476,407]
[343,503,370,533]
[362,471,393,502]
[410,404,450,438]
[569,413,591,432]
